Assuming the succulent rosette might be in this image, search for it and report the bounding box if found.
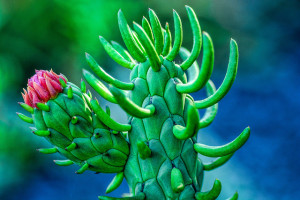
[18,69,129,175]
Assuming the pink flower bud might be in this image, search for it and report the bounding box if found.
[22,70,67,108]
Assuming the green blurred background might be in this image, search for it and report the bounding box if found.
[1,0,300,199]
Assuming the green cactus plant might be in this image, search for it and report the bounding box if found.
[18,6,250,200]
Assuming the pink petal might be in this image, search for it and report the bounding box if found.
[45,76,58,98]
[46,71,59,83]
[28,86,42,107]
[50,79,62,92]
[38,76,47,89]
[33,82,50,101]
[22,89,33,107]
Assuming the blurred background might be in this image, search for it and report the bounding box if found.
[0,0,299,199]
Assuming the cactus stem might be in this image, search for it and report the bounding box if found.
[106,172,124,194]
[36,102,50,112]
[76,162,89,174]
[18,102,34,114]
[137,141,151,159]
[194,126,250,157]
[71,116,78,124]
[198,80,218,129]
[65,142,77,151]
[81,79,86,93]
[85,53,134,90]
[16,112,33,124]
[110,86,155,118]
[180,6,202,71]
[54,160,74,166]
[82,70,117,103]
[194,39,239,109]
[195,179,222,200]
[98,193,145,200]
[203,153,234,171]
[171,168,185,193]
[166,9,182,61]
[177,33,214,93]
[133,22,161,71]
[67,86,73,99]
[37,147,58,154]
[59,78,67,88]
[173,105,199,140]
[226,192,239,200]
[91,99,131,131]
[33,130,50,137]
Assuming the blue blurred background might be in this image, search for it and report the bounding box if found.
[1,0,299,199]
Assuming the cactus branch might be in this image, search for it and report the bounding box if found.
[59,78,67,88]
[194,127,250,157]
[110,86,155,118]
[166,10,182,61]
[142,17,154,44]
[195,179,222,200]
[76,162,89,174]
[176,32,214,93]
[106,172,125,194]
[111,41,136,63]
[82,70,117,103]
[133,22,161,72]
[149,9,164,55]
[37,147,58,154]
[162,23,172,56]
[18,102,34,114]
[65,142,77,151]
[85,53,134,90]
[67,86,73,99]
[118,10,146,62]
[180,6,202,71]
[90,99,131,131]
[173,105,199,140]
[54,160,74,166]
[203,153,234,171]
[199,80,218,128]
[36,102,50,112]
[33,130,50,136]
[195,39,239,109]
[131,30,146,55]
[17,112,33,124]
[171,168,185,193]
[99,36,135,69]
